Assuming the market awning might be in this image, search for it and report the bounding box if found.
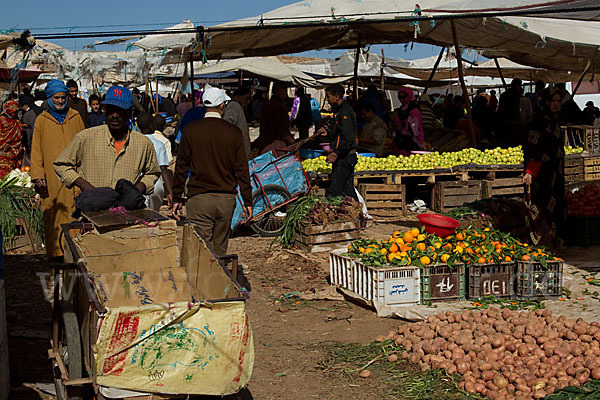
[189,56,318,87]
[196,0,600,74]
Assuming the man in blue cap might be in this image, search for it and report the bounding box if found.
[30,79,85,259]
[54,86,159,197]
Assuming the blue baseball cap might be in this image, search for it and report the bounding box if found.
[103,86,133,110]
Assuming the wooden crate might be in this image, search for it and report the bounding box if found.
[295,220,361,253]
[565,154,585,185]
[481,177,524,198]
[353,171,394,186]
[359,183,406,220]
[433,181,482,213]
[563,125,600,153]
[584,155,600,182]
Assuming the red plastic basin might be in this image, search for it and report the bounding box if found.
[417,213,460,237]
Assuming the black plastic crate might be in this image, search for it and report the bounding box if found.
[467,262,515,300]
[516,261,563,300]
[565,216,600,246]
[420,264,465,303]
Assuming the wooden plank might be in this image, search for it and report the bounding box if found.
[443,194,481,207]
[359,184,404,191]
[296,230,361,245]
[441,186,480,195]
[489,177,523,187]
[365,201,404,209]
[363,193,404,201]
[492,187,524,196]
[298,220,359,235]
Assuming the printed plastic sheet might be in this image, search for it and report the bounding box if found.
[95,301,253,395]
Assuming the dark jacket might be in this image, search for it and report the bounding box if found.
[89,111,106,127]
[329,99,357,158]
[69,97,90,128]
[173,116,252,206]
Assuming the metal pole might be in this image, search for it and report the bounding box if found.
[423,47,445,95]
[451,20,476,147]
[493,58,508,90]
[353,41,361,102]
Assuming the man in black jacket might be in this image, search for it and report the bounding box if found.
[319,84,358,199]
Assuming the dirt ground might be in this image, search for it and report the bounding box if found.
[4,219,600,399]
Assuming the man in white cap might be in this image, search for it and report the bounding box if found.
[171,86,252,256]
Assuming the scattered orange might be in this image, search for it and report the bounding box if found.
[440,254,450,263]
[477,257,486,264]
[392,230,402,238]
[410,228,420,238]
[456,233,464,241]
[389,243,399,253]
[420,256,431,266]
[416,243,426,251]
[522,255,531,261]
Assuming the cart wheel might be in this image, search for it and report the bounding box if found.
[249,184,292,237]
[53,301,83,400]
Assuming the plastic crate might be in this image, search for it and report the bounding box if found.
[467,262,515,299]
[420,264,466,302]
[565,216,600,246]
[329,250,420,308]
[515,261,563,300]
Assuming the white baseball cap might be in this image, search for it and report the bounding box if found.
[202,86,231,107]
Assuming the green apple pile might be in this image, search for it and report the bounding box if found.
[565,146,584,155]
[302,146,584,174]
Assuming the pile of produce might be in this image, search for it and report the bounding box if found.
[346,226,560,268]
[567,184,600,216]
[0,169,43,249]
[303,146,585,174]
[387,308,600,399]
[278,195,362,248]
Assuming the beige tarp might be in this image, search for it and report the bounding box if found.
[198,0,600,74]
[188,56,318,87]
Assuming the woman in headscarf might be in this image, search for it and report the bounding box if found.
[30,79,85,260]
[523,86,565,251]
[393,87,424,156]
[0,100,23,178]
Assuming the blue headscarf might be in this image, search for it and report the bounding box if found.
[45,79,69,124]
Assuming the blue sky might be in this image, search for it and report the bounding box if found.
[0,0,442,61]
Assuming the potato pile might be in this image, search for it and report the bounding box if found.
[385,308,600,399]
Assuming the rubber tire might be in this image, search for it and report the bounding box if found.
[53,300,83,400]
[249,185,292,237]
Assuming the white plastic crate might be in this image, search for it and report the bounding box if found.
[329,250,420,308]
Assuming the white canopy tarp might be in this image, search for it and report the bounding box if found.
[200,0,600,74]
[189,56,318,87]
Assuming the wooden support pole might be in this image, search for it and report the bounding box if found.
[423,47,445,95]
[353,41,361,102]
[573,59,592,96]
[494,58,508,90]
[451,20,476,147]
[155,79,160,114]
[380,49,386,92]
[189,49,195,100]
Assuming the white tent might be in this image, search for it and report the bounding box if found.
[188,56,318,87]
[200,0,600,74]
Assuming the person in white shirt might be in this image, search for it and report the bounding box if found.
[151,114,173,165]
[137,112,173,210]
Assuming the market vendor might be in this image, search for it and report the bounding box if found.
[31,79,85,260]
[53,86,159,196]
[357,103,387,157]
[523,86,566,251]
[319,83,358,200]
